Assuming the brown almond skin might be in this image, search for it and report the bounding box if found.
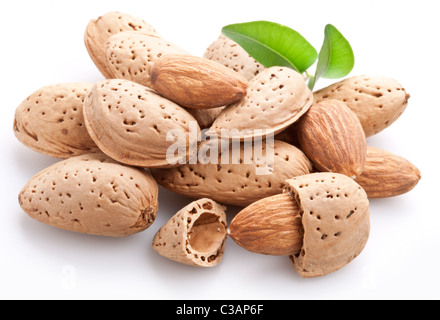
[229,193,303,256]
[355,146,421,198]
[297,99,367,179]
[150,54,249,109]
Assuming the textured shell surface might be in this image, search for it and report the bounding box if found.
[14,83,100,159]
[314,75,410,137]
[105,31,188,88]
[285,173,370,278]
[83,79,200,168]
[209,67,313,140]
[85,11,159,78]
[18,153,159,237]
[204,34,266,81]
[152,140,312,207]
[153,198,227,267]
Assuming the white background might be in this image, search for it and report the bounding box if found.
[1,0,439,300]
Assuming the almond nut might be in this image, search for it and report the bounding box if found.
[314,75,410,137]
[355,146,421,198]
[14,83,100,159]
[151,54,249,109]
[85,12,159,78]
[229,193,303,256]
[18,153,159,237]
[153,198,227,267]
[83,79,200,168]
[297,99,367,179]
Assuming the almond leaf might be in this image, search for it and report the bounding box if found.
[222,21,318,74]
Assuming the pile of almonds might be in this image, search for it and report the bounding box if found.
[14,12,421,278]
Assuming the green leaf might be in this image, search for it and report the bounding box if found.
[309,24,354,90]
[222,21,318,74]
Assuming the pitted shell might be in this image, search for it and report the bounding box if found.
[152,140,312,207]
[209,67,313,140]
[285,173,370,278]
[105,31,189,88]
[18,153,159,237]
[84,12,159,78]
[203,34,266,81]
[85,11,159,78]
[153,198,227,267]
[83,79,200,168]
[14,83,100,159]
[314,75,410,137]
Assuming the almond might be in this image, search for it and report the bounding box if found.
[209,67,313,140]
[203,34,266,81]
[105,32,189,88]
[14,83,100,159]
[152,140,312,207]
[150,55,249,109]
[229,193,303,256]
[85,12,159,78]
[153,198,228,267]
[297,99,367,179]
[83,79,200,168]
[285,173,370,278]
[314,75,410,137]
[186,106,225,129]
[18,153,159,237]
[355,146,421,198]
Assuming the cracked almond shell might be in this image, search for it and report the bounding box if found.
[285,173,370,278]
[18,153,159,237]
[83,79,200,168]
[85,11,159,78]
[152,140,312,207]
[14,83,100,159]
[152,198,227,267]
[314,75,410,137]
[105,31,188,88]
[209,67,313,140]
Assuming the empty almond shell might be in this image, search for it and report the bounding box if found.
[152,198,228,267]
[18,153,159,237]
[285,172,370,278]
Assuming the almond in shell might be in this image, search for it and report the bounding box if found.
[105,32,189,88]
[83,79,200,168]
[14,83,100,159]
[18,153,159,237]
[152,140,312,207]
[209,67,313,140]
[85,11,159,78]
[203,34,266,81]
